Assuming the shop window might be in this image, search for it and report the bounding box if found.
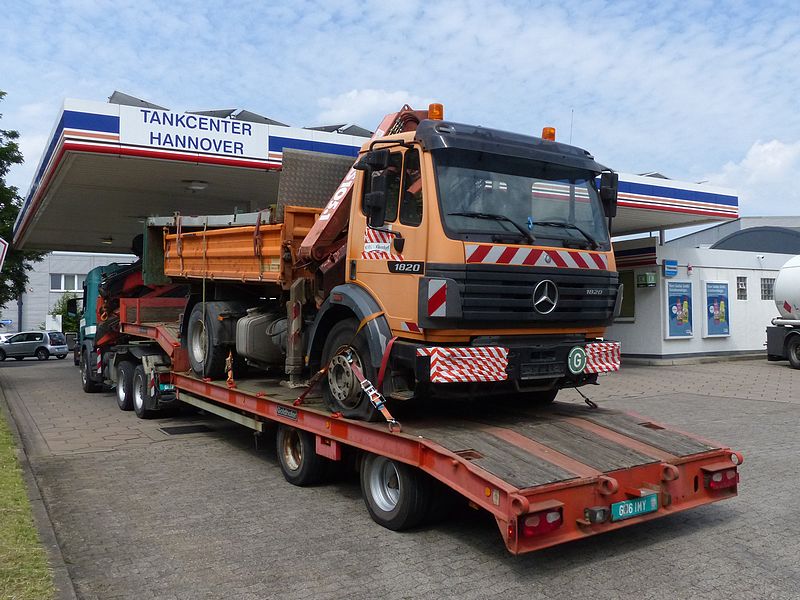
[761,278,775,300]
[736,277,747,300]
[617,271,635,320]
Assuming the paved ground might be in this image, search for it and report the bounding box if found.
[1,357,799,600]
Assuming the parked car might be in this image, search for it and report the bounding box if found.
[0,330,69,361]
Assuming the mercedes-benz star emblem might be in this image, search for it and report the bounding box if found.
[533,280,559,314]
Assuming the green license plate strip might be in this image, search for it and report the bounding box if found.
[611,493,659,521]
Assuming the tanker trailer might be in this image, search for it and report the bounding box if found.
[766,255,800,369]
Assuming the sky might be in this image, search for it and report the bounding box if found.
[2,0,800,220]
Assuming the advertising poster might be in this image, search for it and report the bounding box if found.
[666,281,693,338]
[704,281,730,337]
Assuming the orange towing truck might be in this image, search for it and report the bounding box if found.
[78,104,742,553]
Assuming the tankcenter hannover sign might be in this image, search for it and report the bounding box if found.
[118,105,267,158]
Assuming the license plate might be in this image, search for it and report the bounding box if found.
[611,493,659,521]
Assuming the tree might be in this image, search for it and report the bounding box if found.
[50,291,79,332]
[0,90,46,308]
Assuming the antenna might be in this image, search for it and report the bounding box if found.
[569,107,574,144]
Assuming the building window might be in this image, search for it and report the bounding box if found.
[736,277,747,300]
[50,274,85,292]
[617,271,635,320]
[761,278,775,300]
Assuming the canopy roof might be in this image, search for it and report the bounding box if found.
[13,98,738,253]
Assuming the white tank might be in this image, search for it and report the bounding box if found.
[774,255,800,319]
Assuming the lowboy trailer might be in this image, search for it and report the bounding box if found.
[119,298,742,555]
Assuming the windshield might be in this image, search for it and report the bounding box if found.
[433,149,610,249]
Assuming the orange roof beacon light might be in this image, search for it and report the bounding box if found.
[541,126,556,141]
[428,103,445,120]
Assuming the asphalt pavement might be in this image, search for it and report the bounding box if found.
[1,356,798,600]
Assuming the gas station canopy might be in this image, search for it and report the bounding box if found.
[13,96,738,253]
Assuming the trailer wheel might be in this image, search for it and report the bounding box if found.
[321,319,381,422]
[360,454,432,531]
[132,365,155,419]
[276,425,328,486]
[187,303,227,379]
[81,350,101,393]
[116,361,136,411]
[788,337,800,370]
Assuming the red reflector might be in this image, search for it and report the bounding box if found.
[705,469,739,490]
[507,521,516,541]
[521,508,563,537]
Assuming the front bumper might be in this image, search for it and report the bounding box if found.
[391,338,620,386]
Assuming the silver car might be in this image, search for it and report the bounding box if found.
[0,330,69,361]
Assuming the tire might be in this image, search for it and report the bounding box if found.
[35,347,49,361]
[187,302,228,379]
[532,389,558,405]
[132,365,155,419]
[360,454,432,531]
[57,354,67,360]
[116,361,136,411]
[81,350,101,393]
[788,337,800,370]
[276,425,329,486]
[321,319,381,422]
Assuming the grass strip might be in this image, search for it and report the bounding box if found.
[0,406,54,600]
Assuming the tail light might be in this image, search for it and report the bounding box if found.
[521,508,563,537]
[705,468,738,490]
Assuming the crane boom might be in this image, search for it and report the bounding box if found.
[298,105,431,262]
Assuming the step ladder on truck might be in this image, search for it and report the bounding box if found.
[73,103,742,554]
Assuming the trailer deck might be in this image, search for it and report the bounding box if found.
[171,368,741,554]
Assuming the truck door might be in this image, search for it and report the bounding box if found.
[354,147,428,333]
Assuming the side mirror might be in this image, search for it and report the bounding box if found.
[364,172,388,229]
[66,298,79,318]
[600,171,618,218]
[354,149,391,172]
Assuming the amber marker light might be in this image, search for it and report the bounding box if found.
[542,127,556,141]
[429,103,444,120]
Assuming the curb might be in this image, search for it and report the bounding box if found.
[0,375,79,600]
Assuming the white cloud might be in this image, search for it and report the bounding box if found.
[315,89,431,127]
[704,140,800,216]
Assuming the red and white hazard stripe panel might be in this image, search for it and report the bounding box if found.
[428,279,447,317]
[362,229,403,260]
[584,342,621,374]
[465,244,609,270]
[400,321,423,333]
[417,346,508,383]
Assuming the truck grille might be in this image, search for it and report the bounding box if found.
[427,263,619,326]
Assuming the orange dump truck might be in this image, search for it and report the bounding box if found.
[142,104,623,422]
[77,105,741,553]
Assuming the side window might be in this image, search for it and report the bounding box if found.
[362,152,402,222]
[400,149,423,226]
[29,333,44,342]
[9,334,25,343]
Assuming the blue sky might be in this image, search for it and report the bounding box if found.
[2,0,800,217]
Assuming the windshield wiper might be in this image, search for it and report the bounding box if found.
[448,212,536,244]
[533,221,599,250]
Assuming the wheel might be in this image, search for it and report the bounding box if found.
[56,354,67,360]
[532,389,558,405]
[321,319,381,422]
[788,337,800,370]
[132,365,155,419]
[35,347,49,361]
[276,425,329,486]
[81,350,101,393]
[187,303,228,379]
[360,454,432,531]
[116,361,136,411]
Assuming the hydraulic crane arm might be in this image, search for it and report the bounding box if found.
[298,104,431,263]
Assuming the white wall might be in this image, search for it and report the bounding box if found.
[607,245,793,358]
